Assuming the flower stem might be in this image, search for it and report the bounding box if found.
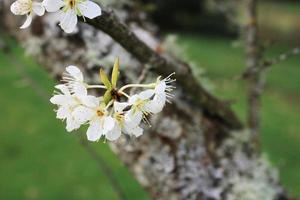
[118,91,130,98]
[87,85,106,89]
[118,83,155,93]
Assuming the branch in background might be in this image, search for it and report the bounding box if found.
[242,47,300,78]
[85,9,243,130]
[211,0,241,31]
[244,0,262,147]
[130,64,151,95]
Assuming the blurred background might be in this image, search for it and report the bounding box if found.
[0,0,300,199]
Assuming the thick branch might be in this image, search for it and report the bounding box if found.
[85,9,243,130]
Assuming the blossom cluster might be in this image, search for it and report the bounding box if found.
[10,0,102,33]
[50,58,175,142]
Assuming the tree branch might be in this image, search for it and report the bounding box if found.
[85,8,243,130]
[242,47,300,78]
[244,0,262,146]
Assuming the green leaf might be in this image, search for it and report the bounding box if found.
[103,90,112,105]
[111,57,120,88]
[100,68,111,89]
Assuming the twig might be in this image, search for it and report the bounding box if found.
[130,64,151,95]
[261,47,300,69]
[4,45,127,200]
[242,47,300,78]
[84,8,243,129]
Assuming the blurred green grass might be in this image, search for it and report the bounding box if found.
[178,34,300,198]
[0,38,150,200]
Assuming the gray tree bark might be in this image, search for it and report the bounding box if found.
[0,0,294,199]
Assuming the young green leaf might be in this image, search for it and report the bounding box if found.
[100,68,112,89]
[103,90,112,105]
[111,57,120,88]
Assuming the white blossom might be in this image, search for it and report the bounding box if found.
[42,0,102,33]
[50,84,90,132]
[126,90,154,126]
[50,62,175,142]
[62,65,88,93]
[76,101,120,142]
[147,73,175,114]
[10,0,45,29]
[113,102,143,137]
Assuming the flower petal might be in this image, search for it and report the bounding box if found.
[86,119,102,141]
[10,0,31,15]
[73,82,87,96]
[66,65,83,81]
[131,126,143,137]
[125,110,143,128]
[50,94,70,105]
[32,2,45,16]
[124,124,143,137]
[155,81,166,94]
[80,95,99,107]
[114,102,130,113]
[42,0,64,12]
[139,89,154,100]
[103,116,115,133]
[55,84,70,95]
[56,106,69,119]
[106,124,121,141]
[128,94,139,105]
[145,94,166,114]
[20,14,32,29]
[59,9,78,33]
[66,116,80,132]
[78,0,101,19]
[72,106,94,124]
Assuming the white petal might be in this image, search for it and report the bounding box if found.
[124,124,143,137]
[103,116,115,133]
[66,65,83,81]
[11,0,31,15]
[106,124,121,141]
[128,94,139,105]
[56,106,69,119]
[155,81,166,94]
[20,14,32,29]
[131,126,143,137]
[139,89,154,100]
[72,106,94,124]
[146,94,166,114]
[114,102,129,113]
[55,84,70,95]
[73,83,87,96]
[66,116,80,132]
[78,0,101,19]
[80,95,99,107]
[32,2,45,16]
[50,94,70,105]
[125,110,143,128]
[42,0,64,12]
[59,9,78,33]
[86,120,102,141]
